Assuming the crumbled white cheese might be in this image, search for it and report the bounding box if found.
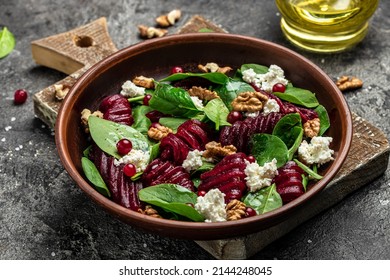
[244,158,279,192]
[114,149,150,172]
[262,99,280,115]
[242,64,288,92]
[245,111,260,118]
[190,96,204,110]
[195,189,227,222]
[298,136,334,166]
[182,149,204,172]
[120,80,145,97]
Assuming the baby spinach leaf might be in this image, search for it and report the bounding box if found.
[314,104,330,135]
[243,184,282,214]
[272,113,303,160]
[273,85,319,108]
[83,145,92,157]
[203,98,231,130]
[273,113,302,147]
[287,126,303,160]
[81,157,111,197]
[0,27,16,59]
[138,184,204,222]
[149,143,160,162]
[215,78,255,110]
[160,72,228,85]
[251,134,288,168]
[192,161,215,175]
[293,159,323,180]
[132,105,153,136]
[88,116,149,159]
[240,63,269,75]
[159,117,188,133]
[149,83,202,118]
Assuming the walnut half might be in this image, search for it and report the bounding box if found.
[303,118,321,138]
[226,199,246,221]
[202,141,237,159]
[231,91,268,112]
[336,75,363,91]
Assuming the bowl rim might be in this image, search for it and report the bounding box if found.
[55,33,353,239]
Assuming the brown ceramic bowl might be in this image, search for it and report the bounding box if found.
[55,33,352,240]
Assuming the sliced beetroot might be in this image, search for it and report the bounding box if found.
[273,161,305,204]
[141,159,195,191]
[160,134,190,165]
[99,94,134,126]
[159,120,212,165]
[90,146,143,211]
[145,110,169,123]
[198,152,249,203]
[220,112,284,153]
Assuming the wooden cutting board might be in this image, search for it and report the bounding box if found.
[31,16,390,259]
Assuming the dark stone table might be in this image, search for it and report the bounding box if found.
[1,0,389,260]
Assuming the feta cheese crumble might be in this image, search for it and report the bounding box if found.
[298,136,334,166]
[182,149,204,172]
[195,189,227,222]
[242,64,288,92]
[262,99,280,115]
[120,80,145,97]
[244,158,279,192]
[190,96,204,110]
[114,149,150,172]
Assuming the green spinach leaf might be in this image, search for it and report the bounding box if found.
[160,72,228,84]
[241,63,269,75]
[0,27,16,59]
[243,184,282,214]
[251,133,289,168]
[314,104,330,135]
[159,117,188,133]
[81,157,111,197]
[293,159,323,180]
[149,83,202,118]
[203,98,231,130]
[273,84,319,108]
[272,113,303,160]
[138,184,204,222]
[88,116,149,159]
[131,105,153,136]
[215,78,255,110]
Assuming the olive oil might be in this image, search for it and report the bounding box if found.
[275,0,379,52]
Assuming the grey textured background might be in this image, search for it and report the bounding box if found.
[0,0,389,260]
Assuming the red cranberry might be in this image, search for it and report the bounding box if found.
[116,139,133,155]
[14,89,28,105]
[272,83,286,93]
[143,94,152,106]
[123,163,137,177]
[245,207,257,218]
[198,190,207,197]
[246,155,256,163]
[227,111,243,124]
[170,66,183,74]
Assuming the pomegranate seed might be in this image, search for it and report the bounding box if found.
[227,111,243,124]
[143,94,152,106]
[247,155,256,163]
[245,207,257,218]
[272,83,286,93]
[170,66,183,74]
[123,163,137,177]
[198,190,207,197]
[116,139,133,155]
[14,89,28,105]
